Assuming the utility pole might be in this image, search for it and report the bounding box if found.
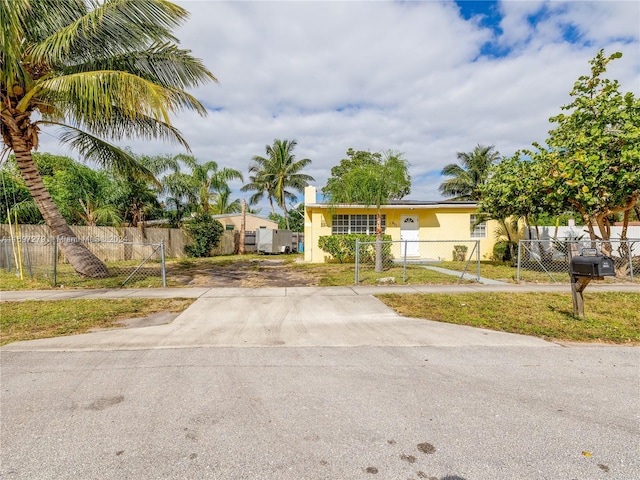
[239,198,246,254]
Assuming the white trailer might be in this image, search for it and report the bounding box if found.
[255,229,294,254]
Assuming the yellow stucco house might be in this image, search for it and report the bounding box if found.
[303,186,499,263]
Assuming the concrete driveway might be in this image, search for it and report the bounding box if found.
[2,287,639,479]
[2,290,551,351]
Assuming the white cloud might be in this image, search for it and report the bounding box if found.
[37,0,640,210]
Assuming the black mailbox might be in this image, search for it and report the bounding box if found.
[570,254,615,278]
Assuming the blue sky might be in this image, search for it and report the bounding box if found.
[39,0,640,213]
[456,1,501,29]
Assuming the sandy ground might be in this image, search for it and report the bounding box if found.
[169,258,322,288]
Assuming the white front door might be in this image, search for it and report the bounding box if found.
[400,215,420,257]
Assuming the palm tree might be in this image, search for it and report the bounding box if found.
[173,155,243,214]
[246,139,314,229]
[241,169,277,215]
[210,186,242,214]
[162,171,199,223]
[323,151,410,272]
[0,0,216,277]
[439,145,500,201]
[76,197,123,227]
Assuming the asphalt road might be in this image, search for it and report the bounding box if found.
[1,289,639,479]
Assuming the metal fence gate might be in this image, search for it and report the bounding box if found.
[354,239,480,285]
[0,237,166,287]
[516,238,639,282]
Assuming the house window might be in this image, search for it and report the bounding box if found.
[470,214,486,238]
[331,214,385,235]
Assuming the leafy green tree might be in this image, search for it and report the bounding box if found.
[479,153,555,230]
[0,159,40,224]
[439,144,500,200]
[245,139,314,230]
[535,50,639,244]
[109,153,178,227]
[39,153,115,225]
[323,148,411,201]
[323,149,410,271]
[481,50,639,260]
[1,152,121,225]
[0,0,216,277]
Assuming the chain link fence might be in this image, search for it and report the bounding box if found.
[516,238,639,282]
[0,236,166,287]
[354,239,480,284]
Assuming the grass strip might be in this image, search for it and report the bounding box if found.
[0,298,194,346]
[377,292,640,344]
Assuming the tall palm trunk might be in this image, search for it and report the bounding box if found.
[10,134,109,278]
[281,193,290,230]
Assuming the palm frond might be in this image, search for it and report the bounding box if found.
[27,0,187,66]
[440,145,500,200]
[40,106,190,151]
[54,125,157,182]
[21,70,171,122]
[62,42,217,89]
[0,0,32,90]
[8,198,43,224]
[162,171,199,204]
[210,167,244,188]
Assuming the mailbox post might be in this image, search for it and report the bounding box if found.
[569,249,616,317]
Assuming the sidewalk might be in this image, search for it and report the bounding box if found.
[1,282,637,301]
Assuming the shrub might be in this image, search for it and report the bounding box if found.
[453,245,468,261]
[183,213,224,257]
[492,241,510,262]
[318,234,392,263]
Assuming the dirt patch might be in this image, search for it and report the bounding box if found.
[417,442,436,454]
[169,259,323,288]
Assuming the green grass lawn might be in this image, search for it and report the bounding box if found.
[0,261,167,290]
[0,298,195,346]
[377,291,640,344]
[307,263,472,286]
[439,260,568,282]
[439,260,639,284]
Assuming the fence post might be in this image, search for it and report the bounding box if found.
[476,240,480,281]
[52,237,57,286]
[516,240,522,282]
[354,238,360,285]
[2,241,8,271]
[403,240,408,282]
[627,240,634,281]
[160,240,166,287]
